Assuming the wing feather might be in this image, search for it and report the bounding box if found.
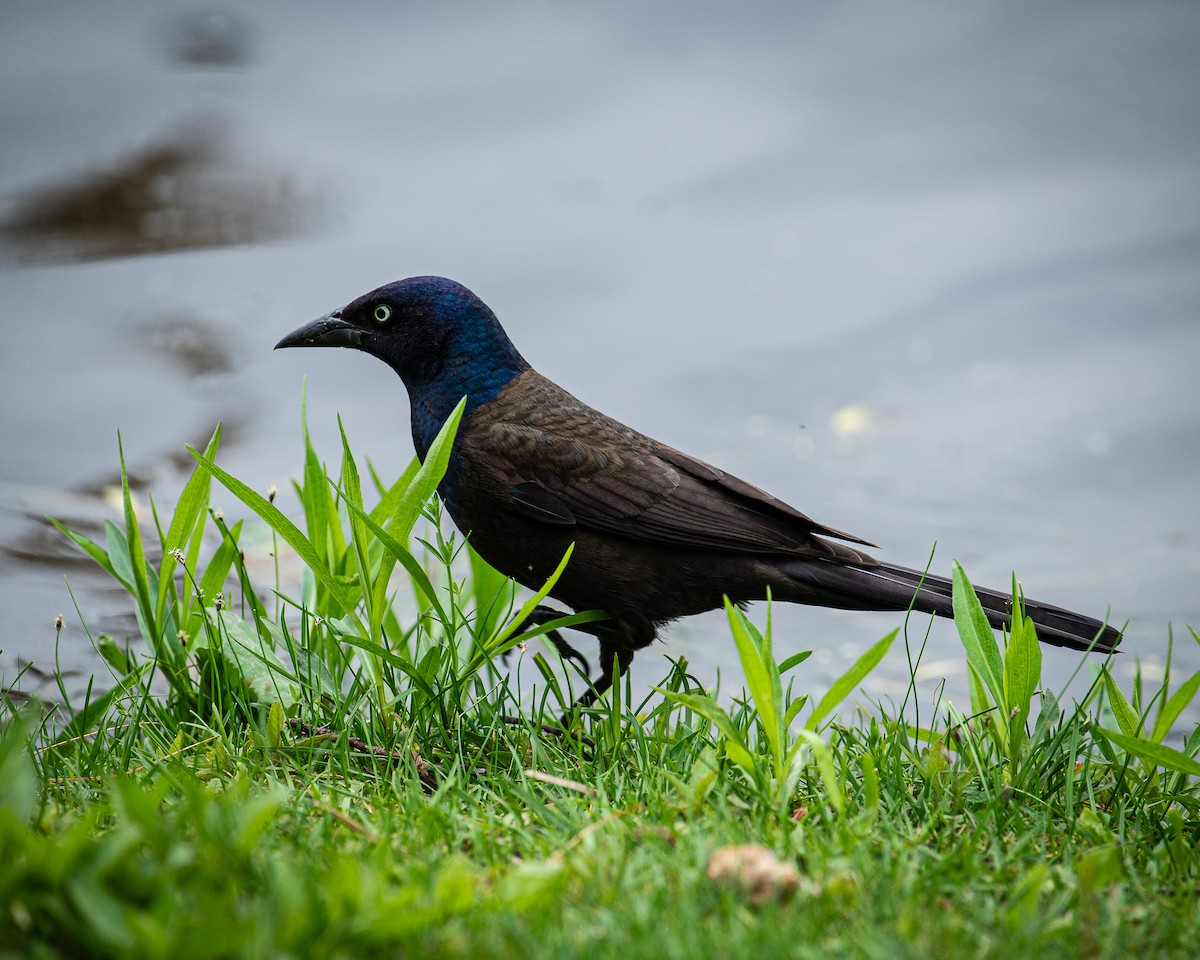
[467,370,877,563]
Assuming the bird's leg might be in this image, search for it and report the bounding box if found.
[522,605,592,678]
[564,613,654,715]
[519,610,654,721]
[572,643,634,710]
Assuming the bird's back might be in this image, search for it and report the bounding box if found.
[450,369,877,564]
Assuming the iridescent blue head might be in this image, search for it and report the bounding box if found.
[276,276,529,455]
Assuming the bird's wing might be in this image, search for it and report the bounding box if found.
[466,379,876,562]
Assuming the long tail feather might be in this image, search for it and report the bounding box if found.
[780,559,1121,654]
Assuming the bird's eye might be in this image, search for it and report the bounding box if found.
[373,304,392,325]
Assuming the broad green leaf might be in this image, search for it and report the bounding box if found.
[215,611,297,706]
[364,456,422,603]
[1075,844,1125,895]
[1003,598,1041,759]
[505,609,606,648]
[495,858,568,912]
[118,436,154,630]
[336,418,378,688]
[761,597,780,704]
[267,700,285,747]
[368,455,422,528]
[725,598,781,762]
[301,385,334,566]
[1031,686,1062,748]
[952,561,1004,708]
[117,435,174,666]
[291,646,340,700]
[967,660,993,716]
[783,694,810,729]
[1004,601,1041,715]
[211,513,272,629]
[96,634,131,675]
[782,739,810,803]
[104,520,135,593]
[0,714,37,821]
[902,724,944,747]
[1102,668,1142,739]
[340,632,438,701]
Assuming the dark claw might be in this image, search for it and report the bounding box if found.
[544,627,591,678]
[521,604,593,677]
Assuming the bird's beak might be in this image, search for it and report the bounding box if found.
[275,312,366,350]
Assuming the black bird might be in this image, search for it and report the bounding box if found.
[277,276,1120,704]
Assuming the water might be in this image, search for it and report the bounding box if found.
[2,2,1198,723]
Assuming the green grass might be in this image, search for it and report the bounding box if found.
[2,407,1198,959]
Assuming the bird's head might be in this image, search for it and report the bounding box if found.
[275,276,529,407]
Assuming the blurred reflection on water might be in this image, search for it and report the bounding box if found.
[159,10,257,68]
[1,116,322,262]
[0,2,1196,725]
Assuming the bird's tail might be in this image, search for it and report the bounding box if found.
[778,559,1121,654]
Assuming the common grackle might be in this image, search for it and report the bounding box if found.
[277,276,1120,705]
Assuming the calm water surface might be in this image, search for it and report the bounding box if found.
[2,2,1198,721]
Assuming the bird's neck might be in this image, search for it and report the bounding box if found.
[406,349,528,461]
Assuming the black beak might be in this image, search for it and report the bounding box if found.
[275,312,367,350]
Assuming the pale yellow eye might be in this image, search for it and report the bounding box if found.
[373,304,392,324]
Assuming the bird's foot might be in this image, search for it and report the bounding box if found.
[524,604,592,678]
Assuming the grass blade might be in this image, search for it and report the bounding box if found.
[1093,726,1200,777]
[390,398,466,542]
[118,434,165,662]
[341,495,448,626]
[659,689,759,782]
[156,423,221,625]
[805,628,898,732]
[475,543,579,667]
[47,520,117,580]
[368,399,466,634]
[1151,669,1200,744]
[188,446,358,621]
